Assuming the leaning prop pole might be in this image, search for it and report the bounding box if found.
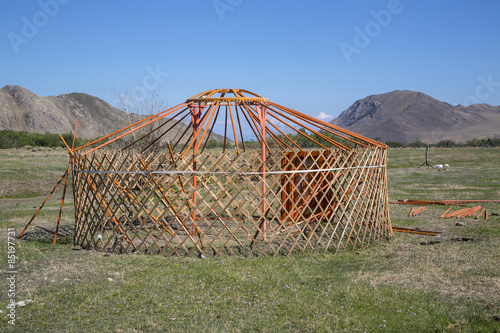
[53,119,78,244]
[60,135,133,246]
[17,170,69,239]
[53,165,70,244]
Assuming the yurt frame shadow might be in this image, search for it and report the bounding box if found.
[25,89,392,257]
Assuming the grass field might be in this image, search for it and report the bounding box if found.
[1,147,499,332]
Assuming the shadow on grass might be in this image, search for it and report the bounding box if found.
[19,225,74,245]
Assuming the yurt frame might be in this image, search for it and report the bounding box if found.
[19,89,392,257]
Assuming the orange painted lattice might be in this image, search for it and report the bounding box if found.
[72,147,391,257]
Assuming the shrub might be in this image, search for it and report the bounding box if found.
[0,130,85,149]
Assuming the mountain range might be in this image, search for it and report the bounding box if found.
[1,85,499,145]
[330,90,500,143]
[0,85,147,139]
[0,85,226,145]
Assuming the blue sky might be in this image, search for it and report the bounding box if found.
[1,0,500,130]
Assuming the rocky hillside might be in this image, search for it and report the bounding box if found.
[330,90,500,143]
[0,85,224,144]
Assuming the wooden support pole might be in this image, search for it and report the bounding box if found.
[54,119,78,244]
[54,165,70,244]
[228,102,240,154]
[239,103,272,153]
[440,207,452,218]
[259,104,267,241]
[200,106,222,154]
[17,170,68,238]
[190,104,204,236]
[237,104,265,148]
[167,143,204,246]
[263,103,347,150]
[255,104,330,150]
[74,102,189,153]
[475,208,486,219]
[60,135,132,245]
[268,101,385,148]
[82,103,189,155]
[194,102,219,152]
[443,207,475,219]
[234,103,246,152]
[180,103,213,159]
[223,105,228,153]
[392,226,441,236]
[120,106,190,152]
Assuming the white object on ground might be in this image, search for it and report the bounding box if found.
[14,300,33,307]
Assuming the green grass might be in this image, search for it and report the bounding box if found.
[0,147,70,199]
[1,147,499,332]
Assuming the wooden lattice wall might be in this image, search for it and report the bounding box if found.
[72,147,391,257]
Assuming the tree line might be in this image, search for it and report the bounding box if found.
[0,130,85,149]
[260,129,500,149]
[240,130,500,150]
[384,137,500,148]
[1,129,498,150]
